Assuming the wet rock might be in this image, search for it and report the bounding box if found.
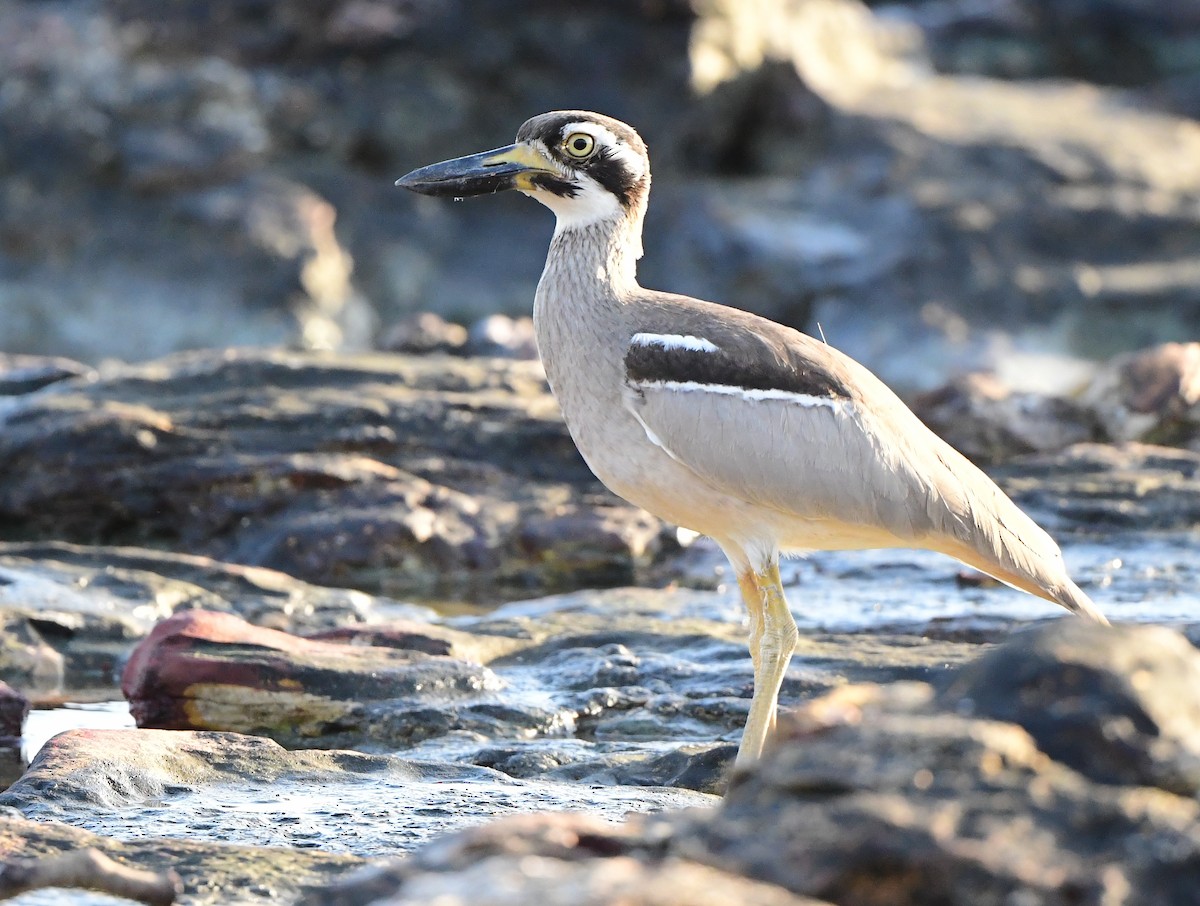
[121,610,504,747]
[299,622,1200,906]
[941,620,1200,793]
[1081,342,1200,446]
[996,442,1200,533]
[0,348,665,598]
[117,584,984,787]
[0,728,713,861]
[913,372,1100,463]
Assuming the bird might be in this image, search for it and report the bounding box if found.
[396,110,1109,768]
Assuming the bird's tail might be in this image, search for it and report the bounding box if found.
[1043,577,1110,625]
[934,536,1110,626]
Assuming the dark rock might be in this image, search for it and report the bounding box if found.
[0,348,664,598]
[1081,342,1200,445]
[995,442,1200,533]
[913,372,1100,463]
[683,623,1200,906]
[0,355,93,396]
[940,620,1200,793]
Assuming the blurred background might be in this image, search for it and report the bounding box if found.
[1,0,1198,392]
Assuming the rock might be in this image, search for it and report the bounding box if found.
[0,348,665,598]
[379,312,469,355]
[0,540,429,695]
[114,585,984,785]
[3,0,1197,389]
[299,620,1200,906]
[301,813,826,906]
[995,442,1200,533]
[941,620,1200,793]
[898,0,1200,87]
[683,622,1200,906]
[1081,342,1200,445]
[0,682,28,791]
[913,372,1099,463]
[0,354,93,396]
[0,813,361,905]
[0,0,699,361]
[121,610,503,747]
[0,728,713,867]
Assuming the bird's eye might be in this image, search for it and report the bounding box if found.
[563,132,596,159]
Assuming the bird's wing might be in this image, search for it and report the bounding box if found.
[620,302,1045,556]
[621,318,950,540]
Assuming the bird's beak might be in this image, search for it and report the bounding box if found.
[395,142,557,197]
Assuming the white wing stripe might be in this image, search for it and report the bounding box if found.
[630,333,720,354]
[630,379,845,410]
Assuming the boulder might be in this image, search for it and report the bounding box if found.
[941,621,1200,793]
[121,610,504,747]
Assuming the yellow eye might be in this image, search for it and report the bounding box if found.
[563,132,596,159]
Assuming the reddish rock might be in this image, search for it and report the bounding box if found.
[121,611,497,745]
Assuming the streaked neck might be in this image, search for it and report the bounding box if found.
[544,214,642,294]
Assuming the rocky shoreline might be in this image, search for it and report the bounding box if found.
[3,0,1200,901]
[1,340,1199,903]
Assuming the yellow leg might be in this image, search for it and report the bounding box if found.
[734,561,798,768]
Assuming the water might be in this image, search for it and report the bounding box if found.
[20,701,136,764]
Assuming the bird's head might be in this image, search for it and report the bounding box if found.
[396,111,651,252]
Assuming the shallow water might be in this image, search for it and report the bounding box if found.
[669,530,1200,630]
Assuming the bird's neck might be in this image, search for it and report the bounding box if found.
[542,213,643,299]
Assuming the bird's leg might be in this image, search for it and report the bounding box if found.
[737,569,765,687]
[734,560,798,768]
